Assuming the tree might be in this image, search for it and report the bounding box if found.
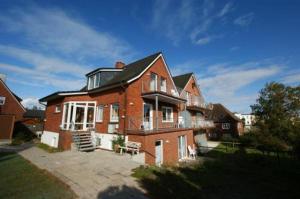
[251,82,300,153]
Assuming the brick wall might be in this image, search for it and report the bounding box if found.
[0,81,25,121]
[129,129,194,165]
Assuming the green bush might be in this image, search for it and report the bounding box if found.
[111,134,125,152]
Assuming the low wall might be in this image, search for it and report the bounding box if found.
[41,131,59,148]
[92,132,128,150]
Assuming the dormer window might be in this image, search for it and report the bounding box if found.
[88,73,100,90]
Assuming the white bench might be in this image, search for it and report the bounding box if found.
[119,141,141,155]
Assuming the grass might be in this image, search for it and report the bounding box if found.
[36,143,63,153]
[132,145,300,199]
[0,152,76,199]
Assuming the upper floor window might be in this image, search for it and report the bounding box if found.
[150,73,158,91]
[88,73,101,90]
[55,104,61,113]
[162,106,173,122]
[160,77,167,92]
[222,123,230,130]
[110,104,119,122]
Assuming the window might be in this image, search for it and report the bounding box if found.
[110,104,119,122]
[88,73,101,90]
[178,135,187,159]
[150,73,158,91]
[186,91,191,106]
[88,75,95,89]
[96,105,103,122]
[61,101,96,131]
[222,123,230,129]
[160,77,167,92]
[162,106,173,122]
[55,105,61,113]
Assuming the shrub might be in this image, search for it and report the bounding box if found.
[111,134,125,152]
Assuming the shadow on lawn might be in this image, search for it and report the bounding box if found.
[133,149,300,199]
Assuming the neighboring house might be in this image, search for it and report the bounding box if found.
[234,113,256,131]
[207,104,244,139]
[22,109,45,135]
[173,73,215,144]
[0,76,26,144]
[40,52,214,165]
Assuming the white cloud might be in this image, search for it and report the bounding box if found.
[0,45,88,77]
[281,73,300,84]
[217,2,234,17]
[234,12,254,26]
[0,63,85,90]
[22,97,45,110]
[0,6,135,62]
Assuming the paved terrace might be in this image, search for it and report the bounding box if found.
[17,146,148,199]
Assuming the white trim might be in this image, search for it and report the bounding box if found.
[0,80,26,112]
[142,93,186,102]
[59,92,88,96]
[55,104,61,113]
[162,106,173,122]
[87,68,123,76]
[126,54,179,96]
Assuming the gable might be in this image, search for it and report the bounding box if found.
[0,80,26,120]
[137,55,179,95]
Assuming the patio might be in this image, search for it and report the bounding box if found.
[19,146,148,199]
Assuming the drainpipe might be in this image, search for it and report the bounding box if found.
[155,95,158,130]
[120,81,127,137]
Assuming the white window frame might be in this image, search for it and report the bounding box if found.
[160,77,167,92]
[162,106,173,122]
[110,104,119,122]
[88,73,101,90]
[96,105,104,123]
[55,104,61,113]
[222,123,230,129]
[150,72,158,91]
[61,101,96,131]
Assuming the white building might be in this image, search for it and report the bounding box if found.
[234,113,256,131]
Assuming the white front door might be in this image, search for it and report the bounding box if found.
[178,135,187,160]
[143,103,153,130]
[155,140,163,166]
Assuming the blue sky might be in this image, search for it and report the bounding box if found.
[0,0,299,112]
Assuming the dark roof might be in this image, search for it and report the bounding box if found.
[13,93,22,102]
[24,109,45,119]
[40,52,162,102]
[207,103,242,123]
[88,52,162,92]
[172,73,193,89]
[85,67,121,76]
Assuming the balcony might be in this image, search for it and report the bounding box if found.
[191,119,215,129]
[141,79,185,105]
[126,116,185,134]
[185,94,213,111]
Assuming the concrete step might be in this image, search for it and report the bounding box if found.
[80,140,92,144]
[80,143,93,148]
[79,147,95,152]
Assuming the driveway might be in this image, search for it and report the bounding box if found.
[19,147,147,199]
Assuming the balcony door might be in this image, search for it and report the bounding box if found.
[150,73,157,91]
[143,103,153,130]
[178,135,187,160]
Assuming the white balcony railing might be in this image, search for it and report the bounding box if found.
[185,94,213,110]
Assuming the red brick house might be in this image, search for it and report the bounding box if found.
[0,77,26,143]
[40,52,214,165]
[207,103,244,139]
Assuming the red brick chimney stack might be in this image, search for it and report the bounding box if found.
[115,61,125,69]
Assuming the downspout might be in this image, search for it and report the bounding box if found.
[120,81,127,137]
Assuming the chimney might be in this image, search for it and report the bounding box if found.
[115,61,125,69]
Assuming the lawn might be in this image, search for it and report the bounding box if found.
[0,152,76,199]
[132,144,300,199]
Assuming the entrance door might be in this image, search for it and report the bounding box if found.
[178,135,187,160]
[143,103,153,130]
[155,140,163,166]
